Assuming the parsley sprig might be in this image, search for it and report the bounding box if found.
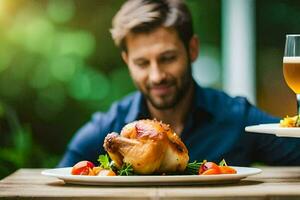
[97,154,111,169]
[97,153,229,176]
[118,163,134,176]
[97,154,134,175]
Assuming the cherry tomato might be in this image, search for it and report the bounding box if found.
[71,161,95,175]
[199,161,221,175]
[97,169,116,176]
[219,166,237,174]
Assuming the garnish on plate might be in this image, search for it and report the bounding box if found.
[198,159,237,175]
[118,163,134,176]
[280,115,300,127]
[71,156,236,176]
[97,154,111,169]
[71,161,95,175]
[184,160,203,175]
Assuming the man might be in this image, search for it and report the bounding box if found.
[58,0,300,167]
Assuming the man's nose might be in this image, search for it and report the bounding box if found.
[148,62,166,84]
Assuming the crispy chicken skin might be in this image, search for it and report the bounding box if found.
[103,119,189,174]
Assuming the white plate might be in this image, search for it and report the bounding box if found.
[245,123,300,138]
[41,167,261,186]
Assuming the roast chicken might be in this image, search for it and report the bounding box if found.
[103,119,189,174]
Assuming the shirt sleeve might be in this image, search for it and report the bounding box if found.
[245,103,300,165]
[57,112,108,167]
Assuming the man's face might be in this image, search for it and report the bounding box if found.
[122,27,195,110]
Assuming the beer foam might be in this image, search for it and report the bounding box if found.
[283,57,300,63]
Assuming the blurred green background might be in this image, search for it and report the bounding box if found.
[0,0,300,179]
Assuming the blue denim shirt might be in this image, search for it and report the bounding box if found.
[58,83,300,167]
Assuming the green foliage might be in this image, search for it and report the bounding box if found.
[0,0,134,179]
[0,0,134,120]
[0,103,59,179]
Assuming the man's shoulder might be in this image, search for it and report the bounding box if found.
[200,87,249,114]
[200,86,278,124]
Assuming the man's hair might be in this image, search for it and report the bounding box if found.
[110,0,194,52]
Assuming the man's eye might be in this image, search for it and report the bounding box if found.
[135,61,149,68]
[160,55,176,64]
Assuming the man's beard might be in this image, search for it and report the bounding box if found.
[140,64,193,110]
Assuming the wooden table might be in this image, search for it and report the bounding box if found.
[0,167,300,200]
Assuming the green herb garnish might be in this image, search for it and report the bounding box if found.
[118,163,134,176]
[219,159,227,166]
[97,154,111,169]
[184,160,203,175]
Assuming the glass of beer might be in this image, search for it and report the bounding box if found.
[283,34,300,126]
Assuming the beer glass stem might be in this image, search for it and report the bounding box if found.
[296,94,300,126]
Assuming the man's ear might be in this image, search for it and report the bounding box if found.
[121,51,129,65]
[189,35,199,62]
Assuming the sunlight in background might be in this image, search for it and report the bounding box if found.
[0,0,10,19]
[0,0,112,121]
[23,18,55,54]
[0,0,4,18]
[0,0,9,73]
